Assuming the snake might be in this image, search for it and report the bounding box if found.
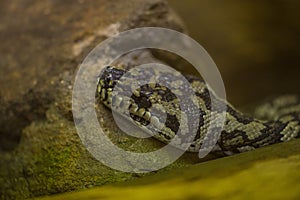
[96,65,300,155]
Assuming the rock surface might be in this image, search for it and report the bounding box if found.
[0,0,200,199]
[39,139,300,200]
[0,0,185,151]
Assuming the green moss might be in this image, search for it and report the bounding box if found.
[0,106,122,199]
[0,104,201,199]
[38,139,300,200]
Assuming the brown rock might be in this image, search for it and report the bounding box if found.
[0,0,201,199]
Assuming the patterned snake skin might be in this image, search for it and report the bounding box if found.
[96,66,300,155]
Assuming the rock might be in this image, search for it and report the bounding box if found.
[0,0,185,151]
[0,0,202,199]
[38,139,300,200]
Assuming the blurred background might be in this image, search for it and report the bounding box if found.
[168,0,300,107]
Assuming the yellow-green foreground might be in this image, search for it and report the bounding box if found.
[39,139,300,200]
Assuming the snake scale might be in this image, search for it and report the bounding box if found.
[97,66,300,155]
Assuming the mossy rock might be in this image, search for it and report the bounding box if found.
[0,0,195,199]
[39,139,300,200]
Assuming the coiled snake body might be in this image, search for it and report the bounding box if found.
[97,66,300,155]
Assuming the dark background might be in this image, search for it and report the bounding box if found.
[168,0,300,107]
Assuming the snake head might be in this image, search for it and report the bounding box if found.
[96,66,126,106]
